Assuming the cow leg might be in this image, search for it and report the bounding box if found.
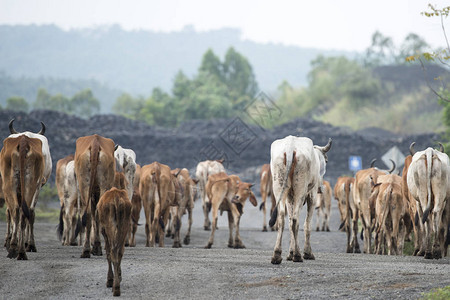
[432,207,444,259]
[130,221,137,247]
[144,200,152,247]
[234,210,245,249]
[412,220,421,256]
[416,206,427,256]
[69,213,78,246]
[205,201,219,249]
[303,195,315,260]
[17,212,28,260]
[315,205,321,232]
[172,207,182,248]
[397,219,406,255]
[25,210,37,252]
[91,210,103,256]
[202,187,211,231]
[270,193,277,231]
[183,204,193,245]
[227,210,234,248]
[325,202,331,232]
[81,209,91,258]
[271,200,285,264]
[261,186,268,232]
[352,210,361,253]
[4,208,11,250]
[7,207,20,259]
[102,228,113,288]
[346,221,352,253]
[112,246,124,297]
[424,218,433,259]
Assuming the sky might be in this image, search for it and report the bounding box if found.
[0,0,449,52]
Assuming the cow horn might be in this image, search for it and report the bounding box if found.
[370,159,376,168]
[317,138,332,153]
[438,142,445,153]
[249,183,255,188]
[114,144,119,151]
[37,122,46,136]
[9,119,18,134]
[409,142,416,156]
[388,159,396,174]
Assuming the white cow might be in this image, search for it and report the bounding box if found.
[269,136,331,264]
[114,145,137,201]
[195,159,225,230]
[407,143,450,259]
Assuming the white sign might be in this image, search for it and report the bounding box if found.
[382,146,405,171]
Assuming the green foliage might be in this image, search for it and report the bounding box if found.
[112,47,257,126]
[33,88,101,118]
[6,96,29,112]
[422,286,450,300]
[38,184,59,208]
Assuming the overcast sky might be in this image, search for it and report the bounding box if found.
[1,0,449,51]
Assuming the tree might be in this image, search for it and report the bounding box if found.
[199,49,224,81]
[364,31,396,66]
[34,88,51,109]
[112,93,145,120]
[6,96,29,112]
[397,33,429,63]
[70,89,100,118]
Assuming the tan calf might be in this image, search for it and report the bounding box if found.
[260,164,275,232]
[97,187,131,297]
[315,180,332,232]
[204,173,257,249]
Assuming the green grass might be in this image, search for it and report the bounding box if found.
[422,286,450,300]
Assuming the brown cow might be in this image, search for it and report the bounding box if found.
[353,160,395,253]
[204,172,257,249]
[170,168,199,245]
[1,135,44,260]
[371,174,405,255]
[315,180,332,232]
[56,154,80,246]
[260,164,275,232]
[97,186,131,297]
[195,159,226,230]
[334,176,360,253]
[140,162,180,247]
[74,134,116,258]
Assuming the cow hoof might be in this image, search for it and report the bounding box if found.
[271,255,282,265]
[346,247,353,253]
[80,250,91,258]
[293,254,303,262]
[413,249,419,256]
[424,251,433,259]
[228,243,234,248]
[7,249,18,259]
[113,287,120,297]
[316,227,320,232]
[26,244,37,252]
[354,248,361,254]
[271,227,275,232]
[91,244,102,256]
[172,242,182,248]
[17,252,28,260]
[303,252,315,260]
[203,226,211,231]
[204,243,212,249]
[107,279,113,288]
[70,242,78,246]
[234,243,246,249]
[326,227,330,232]
[183,236,190,245]
[287,251,293,261]
[417,250,425,257]
[165,230,171,238]
[433,250,442,259]
[125,242,130,247]
[262,226,268,232]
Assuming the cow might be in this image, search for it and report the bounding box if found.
[139,162,180,247]
[171,168,198,245]
[74,134,116,258]
[402,146,422,256]
[114,145,137,201]
[353,159,395,254]
[195,159,225,230]
[371,174,405,255]
[127,164,142,247]
[97,183,131,296]
[204,172,257,249]
[334,176,360,253]
[56,155,80,246]
[269,136,332,264]
[260,164,276,232]
[315,180,332,232]
[407,143,450,259]
[1,121,49,260]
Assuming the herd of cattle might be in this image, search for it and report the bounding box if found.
[0,120,449,296]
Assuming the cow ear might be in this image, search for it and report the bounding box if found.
[249,192,257,207]
[192,179,199,185]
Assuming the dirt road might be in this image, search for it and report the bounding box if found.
[0,201,448,299]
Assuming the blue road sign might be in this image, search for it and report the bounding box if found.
[349,156,362,172]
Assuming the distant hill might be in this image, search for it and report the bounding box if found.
[0,24,352,107]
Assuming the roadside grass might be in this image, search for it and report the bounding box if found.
[421,286,450,300]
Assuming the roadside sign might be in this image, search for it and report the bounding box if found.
[349,156,362,172]
[382,146,405,171]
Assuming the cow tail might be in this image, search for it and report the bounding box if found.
[19,137,31,220]
[269,151,297,228]
[381,185,392,231]
[89,142,100,210]
[57,203,64,241]
[114,192,131,251]
[339,181,352,231]
[422,150,433,224]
